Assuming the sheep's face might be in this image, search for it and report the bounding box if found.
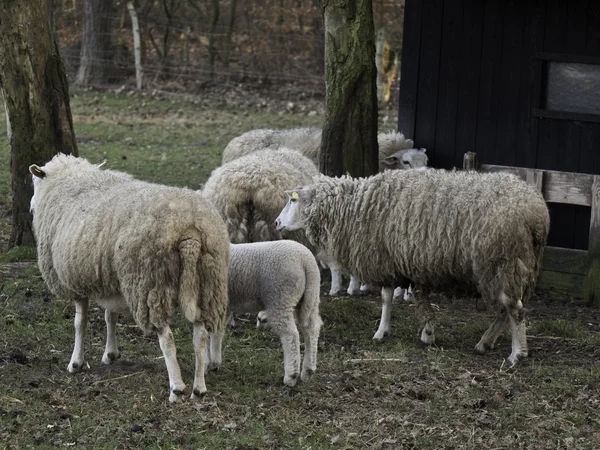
[383,148,428,170]
[275,188,311,231]
[29,164,47,213]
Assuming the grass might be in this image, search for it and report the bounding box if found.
[1,90,600,449]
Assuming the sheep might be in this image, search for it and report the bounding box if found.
[275,169,550,367]
[29,154,230,403]
[203,148,319,244]
[221,128,423,172]
[207,240,323,386]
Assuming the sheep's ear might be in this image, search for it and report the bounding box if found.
[29,165,46,179]
[285,187,313,202]
[419,148,427,153]
[383,155,398,166]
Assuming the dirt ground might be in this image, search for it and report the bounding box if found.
[1,89,599,449]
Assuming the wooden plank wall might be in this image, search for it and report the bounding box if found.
[398,0,600,251]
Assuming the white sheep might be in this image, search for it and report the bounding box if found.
[203,148,319,244]
[221,128,423,172]
[29,154,230,403]
[275,170,550,367]
[207,240,323,386]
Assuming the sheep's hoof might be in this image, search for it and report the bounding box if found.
[207,362,221,372]
[372,330,389,341]
[190,387,207,400]
[474,342,491,355]
[67,361,83,373]
[502,351,527,371]
[301,368,315,383]
[169,388,186,404]
[419,328,435,346]
[101,351,120,365]
[284,373,298,387]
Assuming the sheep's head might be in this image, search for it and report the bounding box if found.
[383,148,428,170]
[275,187,313,232]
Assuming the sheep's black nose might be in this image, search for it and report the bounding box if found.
[275,218,281,228]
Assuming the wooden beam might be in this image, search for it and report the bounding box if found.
[589,176,600,250]
[463,152,477,170]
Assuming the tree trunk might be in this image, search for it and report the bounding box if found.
[0,0,78,248]
[319,0,378,178]
[75,0,113,87]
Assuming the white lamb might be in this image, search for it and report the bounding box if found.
[207,241,323,386]
[275,170,550,367]
[29,154,230,403]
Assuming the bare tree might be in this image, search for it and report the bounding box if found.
[0,0,78,247]
[319,0,378,177]
[75,0,113,87]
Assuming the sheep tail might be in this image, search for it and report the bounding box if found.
[178,232,229,333]
[178,235,203,324]
[297,257,323,330]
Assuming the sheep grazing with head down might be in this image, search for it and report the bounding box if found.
[275,169,550,367]
[221,127,426,172]
[203,148,319,244]
[207,240,323,386]
[29,154,230,403]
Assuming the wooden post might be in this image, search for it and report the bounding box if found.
[463,152,477,171]
[127,1,143,90]
[585,176,600,306]
[525,169,544,192]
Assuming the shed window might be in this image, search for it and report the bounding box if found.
[546,62,600,115]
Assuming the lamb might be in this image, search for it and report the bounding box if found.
[221,128,425,172]
[275,169,550,367]
[29,154,230,403]
[207,240,323,386]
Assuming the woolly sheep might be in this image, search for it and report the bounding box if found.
[207,241,323,386]
[29,154,230,403]
[221,128,424,172]
[275,169,550,367]
[203,148,319,244]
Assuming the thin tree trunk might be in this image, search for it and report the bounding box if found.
[223,0,237,70]
[319,0,378,177]
[0,0,78,247]
[127,1,143,89]
[208,0,220,80]
[75,0,113,87]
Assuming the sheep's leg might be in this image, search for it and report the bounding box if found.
[505,306,528,367]
[101,309,120,365]
[271,313,301,386]
[158,325,186,403]
[328,263,343,296]
[191,323,209,400]
[417,289,436,345]
[208,328,223,371]
[68,299,89,373]
[373,286,394,340]
[393,286,405,300]
[347,276,361,296]
[300,316,322,383]
[475,310,508,354]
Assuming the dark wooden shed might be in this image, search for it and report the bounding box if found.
[398,0,600,252]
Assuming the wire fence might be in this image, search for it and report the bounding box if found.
[51,0,406,102]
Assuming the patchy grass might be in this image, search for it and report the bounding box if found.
[1,90,600,448]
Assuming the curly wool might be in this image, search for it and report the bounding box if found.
[228,241,322,329]
[203,148,319,243]
[221,128,414,171]
[300,169,550,305]
[32,154,230,333]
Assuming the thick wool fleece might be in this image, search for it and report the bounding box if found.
[300,169,550,305]
[32,154,230,333]
[203,148,318,243]
[227,240,321,328]
[221,128,415,171]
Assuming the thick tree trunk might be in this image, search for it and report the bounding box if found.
[0,0,78,248]
[75,0,113,87]
[319,0,378,177]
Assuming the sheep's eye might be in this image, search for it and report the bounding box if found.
[290,197,297,203]
[403,160,412,167]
